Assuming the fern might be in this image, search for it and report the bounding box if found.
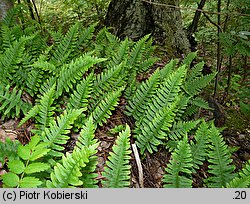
[1,136,50,188]
[0,84,31,120]
[50,23,79,65]
[206,124,236,187]
[19,84,56,133]
[75,116,99,187]
[0,138,20,165]
[135,101,177,154]
[190,121,210,170]
[163,135,193,188]
[91,87,124,126]
[46,144,97,188]
[184,72,216,96]
[102,125,131,188]
[226,161,250,188]
[125,69,160,120]
[56,55,105,96]
[41,109,84,157]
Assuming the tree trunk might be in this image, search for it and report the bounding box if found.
[0,0,14,21]
[105,0,190,57]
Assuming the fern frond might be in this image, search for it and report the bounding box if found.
[75,116,99,188]
[0,84,31,120]
[67,73,93,110]
[181,51,197,66]
[187,61,204,79]
[0,138,20,165]
[93,62,125,98]
[57,55,105,96]
[163,135,193,188]
[127,34,150,71]
[159,59,178,81]
[91,87,124,126]
[191,96,212,110]
[108,37,129,68]
[125,69,160,120]
[76,116,98,149]
[226,161,250,188]
[41,109,84,157]
[102,125,131,188]
[184,72,216,96]
[135,101,177,154]
[0,36,31,85]
[50,23,79,65]
[206,125,236,187]
[1,24,16,50]
[190,121,210,170]
[46,145,96,188]
[169,120,200,141]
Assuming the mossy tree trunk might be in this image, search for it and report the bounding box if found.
[105,0,190,56]
[0,0,14,21]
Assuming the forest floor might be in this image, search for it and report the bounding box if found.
[0,95,249,188]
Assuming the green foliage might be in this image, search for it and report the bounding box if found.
[102,125,131,188]
[206,125,236,187]
[46,145,97,188]
[0,84,31,120]
[1,136,50,188]
[226,161,250,188]
[0,138,20,165]
[163,135,193,188]
[0,14,247,189]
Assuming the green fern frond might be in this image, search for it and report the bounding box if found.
[226,161,250,188]
[159,59,178,81]
[190,121,210,170]
[1,24,16,50]
[168,120,201,142]
[108,38,129,68]
[0,36,32,85]
[102,125,131,188]
[50,23,79,65]
[0,138,20,165]
[135,101,177,154]
[93,62,125,98]
[184,72,216,96]
[181,51,197,67]
[57,55,105,96]
[191,96,212,110]
[46,145,96,188]
[163,135,193,188]
[41,109,84,157]
[67,73,93,110]
[75,116,99,188]
[125,69,160,120]
[76,116,98,149]
[0,84,31,120]
[91,87,124,126]
[78,23,97,49]
[187,61,204,79]
[1,6,19,27]
[206,124,236,187]
[127,34,150,71]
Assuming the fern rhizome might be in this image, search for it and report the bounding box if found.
[0,12,249,188]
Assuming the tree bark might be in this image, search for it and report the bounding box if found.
[105,0,190,57]
[0,0,14,21]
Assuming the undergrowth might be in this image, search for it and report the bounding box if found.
[0,9,249,188]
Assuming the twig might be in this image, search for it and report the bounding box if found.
[142,0,250,17]
[132,143,144,188]
[202,12,222,32]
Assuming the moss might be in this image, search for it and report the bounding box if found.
[225,108,250,132]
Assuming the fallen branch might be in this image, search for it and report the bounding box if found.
[132,143,144,188]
